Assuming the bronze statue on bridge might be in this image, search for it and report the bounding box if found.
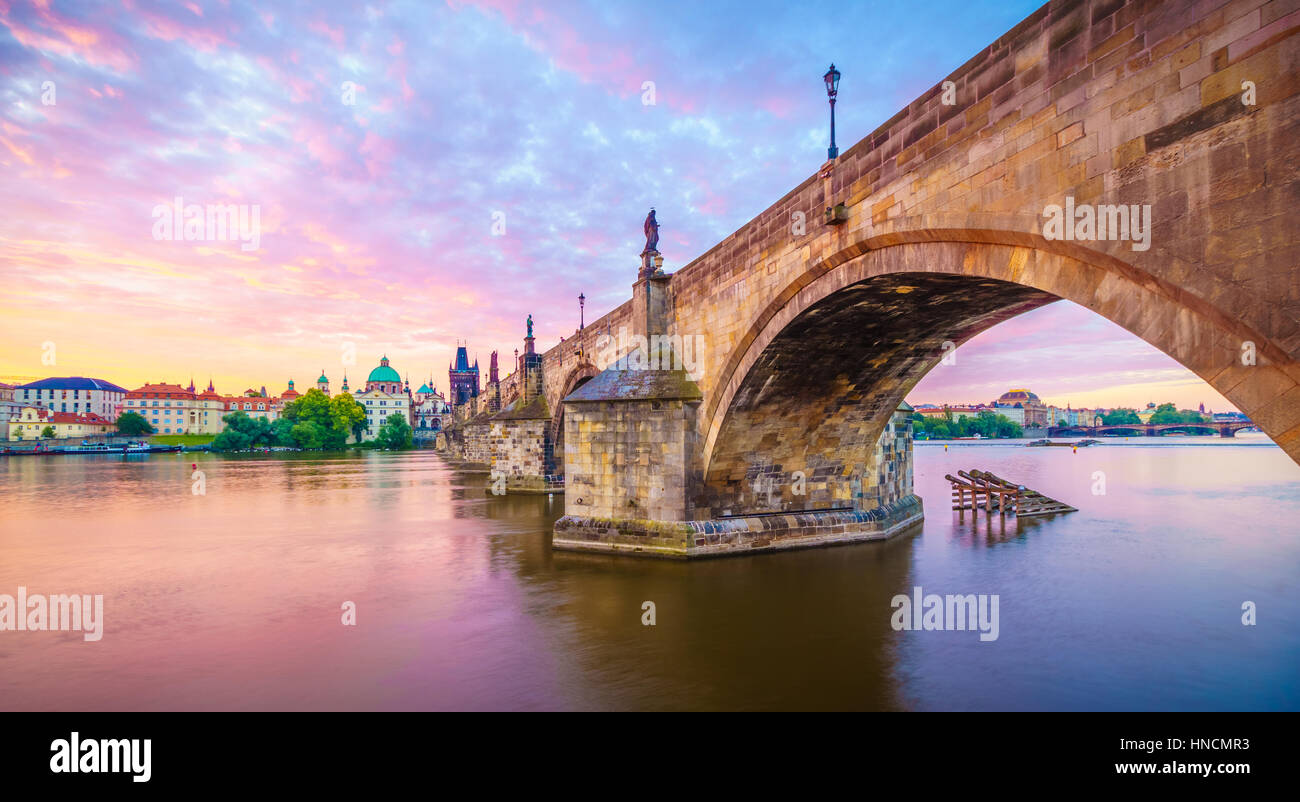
[643,208,659,254]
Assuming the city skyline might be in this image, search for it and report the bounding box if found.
[0,0,1237,413]
[1,294,1242,414]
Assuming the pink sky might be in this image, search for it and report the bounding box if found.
[0,0,1232,412]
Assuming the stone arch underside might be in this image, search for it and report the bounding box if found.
[696,237,1298,519]
[549,364,598,475]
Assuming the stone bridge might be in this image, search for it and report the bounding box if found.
[451,0,1298,557]
[1047,420,1259,435]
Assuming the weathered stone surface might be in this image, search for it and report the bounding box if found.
[472,0,1298,555]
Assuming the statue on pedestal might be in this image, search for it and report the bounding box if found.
[643,208,659,254]
[639,209,663,280]
[526,314,533,338]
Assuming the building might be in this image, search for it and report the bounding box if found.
[5,406,114,440]
[223,388,279,423]
[195,380,227,433]
[448,344,480,406]
[992,405,1026,425]
[413,381,449,438]
[993,388,1047,427]
[915,404,988,420]
[355,356,412,438]
[14,377,128,420]
[123,382,200,434]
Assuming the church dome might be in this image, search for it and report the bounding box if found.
[997,388,1040,405]
[367,356,401,384]
[417,383,433,394]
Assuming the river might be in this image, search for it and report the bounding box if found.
[1,433,1296,710]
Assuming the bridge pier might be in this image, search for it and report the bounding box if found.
[553,357,923,558]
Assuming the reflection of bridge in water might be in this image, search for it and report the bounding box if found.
[1048,421,1258,437]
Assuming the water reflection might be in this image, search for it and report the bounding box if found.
[0,435,1296,711]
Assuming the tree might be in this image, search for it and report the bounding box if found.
[270,417,297,447]
[1149,402,1209,425]
[329,393,367,446]
[116,411,154,435]
[291,419,329,450]
[211,411,274,451]
[912,410,1022,439]
[41,425,56,439]
[1102,408,1141,425]
[375,413,414,450]
[280,388,365,449]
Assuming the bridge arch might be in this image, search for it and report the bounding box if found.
[696,230,1290,516]
[548,361,600,475]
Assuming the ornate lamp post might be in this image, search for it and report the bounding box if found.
[823,63,841,160]
[578,292,586,331]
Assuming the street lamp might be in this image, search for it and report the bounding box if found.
[578,292,586,331]
[823,63,841,160]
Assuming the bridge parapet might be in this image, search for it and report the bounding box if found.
[537,0,1298,556]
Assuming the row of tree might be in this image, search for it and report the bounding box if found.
[211,389,413,451]
[1100,403,1210,426]
[70,390,411,450]
[911,410,1024,439]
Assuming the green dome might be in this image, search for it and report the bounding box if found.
[367,356,400,383]
[317,372,328,383]
[417,383,433,394]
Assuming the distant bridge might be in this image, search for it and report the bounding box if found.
[1047,421,1258,437]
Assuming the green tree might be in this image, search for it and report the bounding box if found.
[211,427,252,451]
[375,413,414,450]
[329,393,367,445]
[211,411,275,451]
[280,388,365,449]
[270,417,297,447]
[115,411,155,435]
[1149,402,1208,425]
[291,419,329,450]
[912,410,1022,439]
[1102,408,1141,425]
[41,425,56,439]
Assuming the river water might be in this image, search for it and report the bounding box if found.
[1,433,1296,711]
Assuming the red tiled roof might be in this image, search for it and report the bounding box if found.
[127,383,196,399]
[49,411,112,425]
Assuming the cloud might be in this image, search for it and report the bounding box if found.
[3,0,1207,411]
